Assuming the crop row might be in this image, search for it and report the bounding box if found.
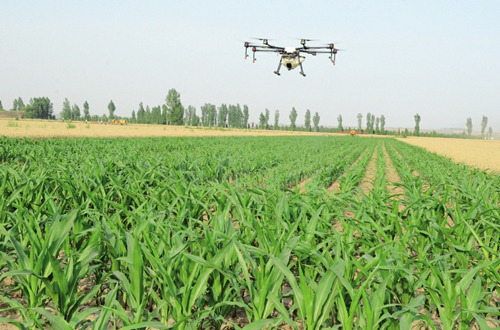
[1,136,499,329]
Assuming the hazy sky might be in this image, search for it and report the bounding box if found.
[1,1,500,130]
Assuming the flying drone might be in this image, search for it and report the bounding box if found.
[244,38,340,77]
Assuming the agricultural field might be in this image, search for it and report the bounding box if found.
[0,119,325,139]
[400,137,500,173]
[1,135,500,329]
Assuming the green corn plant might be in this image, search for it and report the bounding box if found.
[232,237,298,325]
[271,255,344,330]
[0,209,78,328]
[422,258,500,329]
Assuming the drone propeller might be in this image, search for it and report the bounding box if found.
[299,38,317,45]
[251,38,272,45]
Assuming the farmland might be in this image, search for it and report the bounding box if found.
[400,137,500,173]
[1,135,500,329]
[0,119,326,139]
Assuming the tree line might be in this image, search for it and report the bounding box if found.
[1,93,494,139]
[0,97,55,119]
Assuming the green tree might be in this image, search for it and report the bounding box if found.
[145,106,151,124]
[259,112,266,129]
[185,105,195,126]
[13,97,25,111]
[0,100,4,111]
[152,106,162,124]
[201,104,210,126]
[466,117,473,136]
[131,110,136,123]
[480,116,488,137]
[488,127,493,139]
[83,101,90,120]
[17,97,25,110]
[24,97,53,119]
[165,89,184,125]
[380,115,386,134]
[264,108,270,129]
[161,104,167,124]
[289,107,298,130]
[236,104,243,128]
[192,112,200,126]
[108,100,116,119]
[61,98,72,120]
[375,117,380,134]
[337,114,343,131]
[366,113,371,131]
[357,113,363,131]
[71,104,81,120]
[227,104,242,128]
[208,104,217,127]
[312,112,320,132]
[304,109,311,131]
[414,113,421,136]
[274,109,280,130]
[243,105,249,128]
[137,102,145,124]
[217,104,228,127]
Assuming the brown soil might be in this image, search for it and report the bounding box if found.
[383,144,405,199]
[359,145,379,194]
[297,177,311,193]
[0,111,24,119]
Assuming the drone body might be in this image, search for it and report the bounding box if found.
[244,39,339,77]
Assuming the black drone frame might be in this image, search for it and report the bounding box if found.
[244,39,339,76]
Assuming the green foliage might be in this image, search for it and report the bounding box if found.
[274,109,279,130]
[243,105,249,128]
[304,109,311,131]
[66,123,76,129]
[289,107,298,130]
[7,120,19,127]
[414,113,421,136]
[2,136,500,329]
[217,103,228,127]
[313,111,320,132]
[466,117,473,136]
[357,113,362,131]
[165,88,184,125]
[60,98,71,120]
[380,114,385,134]
[108,100,116,119]
[259,112,266,129]
[24,97,54,119]
[83,101,90,120]
[71,104,80,120]
[366,112,372,131]
[12,97,25,111]
[480,115,488,136]
[337,114,343,131]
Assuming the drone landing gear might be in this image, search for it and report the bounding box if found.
[274,61,282,76]
[299,62,306,77]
